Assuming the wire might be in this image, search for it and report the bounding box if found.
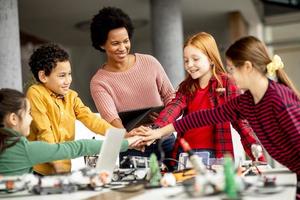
[162,158,186,171]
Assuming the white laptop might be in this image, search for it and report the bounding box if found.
[95,128,126,181]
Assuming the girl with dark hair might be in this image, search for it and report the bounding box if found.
[142,36,300,199]
[0,88,141,176]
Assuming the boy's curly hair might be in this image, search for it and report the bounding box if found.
[29,44,69,83]
[90,7,134,52]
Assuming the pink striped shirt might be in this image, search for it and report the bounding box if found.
[174,80,300,177]
[90,53,175,123]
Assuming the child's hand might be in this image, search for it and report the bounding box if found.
[127,135,146,152]
[142,124,175,145]
[128,126,151,137]
[127,135,143,148]
[141,129,162,146]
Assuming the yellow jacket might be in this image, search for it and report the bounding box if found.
[27,84,113,175]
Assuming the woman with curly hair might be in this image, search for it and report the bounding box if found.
[89,7,175,161]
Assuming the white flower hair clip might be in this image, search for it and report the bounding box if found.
[266,55,284,81]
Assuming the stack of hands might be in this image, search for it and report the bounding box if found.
[125,126,162,151]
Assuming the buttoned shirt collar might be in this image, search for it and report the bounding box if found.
[38,84,66,99]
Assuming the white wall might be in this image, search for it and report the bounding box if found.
[67,45,105,112]
[268,22,300,90]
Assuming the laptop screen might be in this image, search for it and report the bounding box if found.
[95,128,126,181]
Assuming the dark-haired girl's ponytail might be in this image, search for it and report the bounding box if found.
[0,128,20,154]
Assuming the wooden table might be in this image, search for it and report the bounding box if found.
[0,168,296,200]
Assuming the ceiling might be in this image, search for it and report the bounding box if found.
[17,0,300,110]
[18,0,261,46]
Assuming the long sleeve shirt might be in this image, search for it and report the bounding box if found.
[90,53,175,123]
[174,80,300,176]
[155,74,261,160]
[0,128,128,176]
[26,84,113,175]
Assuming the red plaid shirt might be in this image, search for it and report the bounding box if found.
[155,74,263,161]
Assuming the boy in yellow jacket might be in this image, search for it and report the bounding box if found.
[27,44,122,175]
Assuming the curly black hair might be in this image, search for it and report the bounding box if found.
[90,7,134,52]
[29,43,69,83]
